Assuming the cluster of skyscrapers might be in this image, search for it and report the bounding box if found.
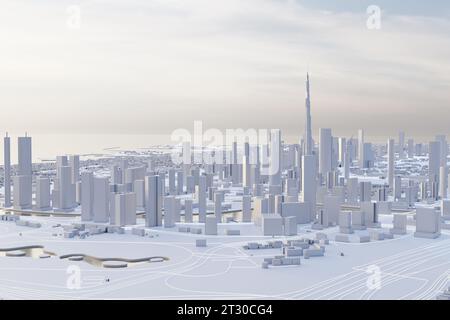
[1,74,448,240]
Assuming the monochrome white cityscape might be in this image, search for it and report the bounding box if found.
[1,73,449,300]
[1,0,450,303]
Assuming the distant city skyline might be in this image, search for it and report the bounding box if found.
[1,0,449,137]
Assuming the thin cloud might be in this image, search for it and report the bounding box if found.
[0,0,448,141]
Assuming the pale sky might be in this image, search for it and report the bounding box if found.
[1,0,449,140]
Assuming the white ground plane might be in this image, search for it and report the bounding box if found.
[0,213,448,300]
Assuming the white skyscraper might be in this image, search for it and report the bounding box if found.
[242,195,252,222]
[338,137,346,164]
[269,129,282,186]
[394,175,402,200]
[331,136,339,170]
[56,155,68,168]
[347,178,359,204]
[81,171,94,221]
[407,139,414,158]
[145,175,162,227]
[242,155,251,188]
[301,154,317,221]
[110,164,122,185]
[69,155,80,184]
[197,175,207,223]
[168,168,176,195]
[387,138,395,187]
[440,165,448,199]
[398,131,405,159]
[3,134,11,207]
[134,179,145,210]
[14,135,33,210]
[429,141,441,184]
[214,192,223,223]
[343,139,350,180]
[13,175,32,210]
[184,199,193,223]
[359,181,372,202]
[231,140,240,185]
[358,129,364,167]
[18,135,32,176]
[435,135,448,167]
[55,166,75,212]
[93,176,110,223]
[361,142,374,169]
[119,158,128,184]
[304,73,313,156]
[163,196,176,228]
[112,192,136,226]
[182,141,191,185]
[319,128,332,175]
[35,176,51,210]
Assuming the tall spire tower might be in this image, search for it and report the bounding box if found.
[4,133,11,207]
[304,72,313,155]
